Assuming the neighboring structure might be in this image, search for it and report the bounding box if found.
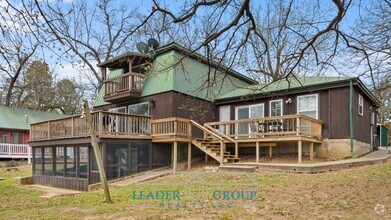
[0,105,63,161]
[28,43,381,191]
[377,124,389,147]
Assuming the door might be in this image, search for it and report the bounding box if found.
[235,104,264,137]
[236,106,250,136]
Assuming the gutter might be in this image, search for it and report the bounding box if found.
[349,80,354,152]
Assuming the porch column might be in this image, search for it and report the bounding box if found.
[188,142,191,170]
[256,142,259,163]
[310,142,314,161]
[269,146,272,158]
[298,140,302,164]
[173,141,178,172]
[235,142,239,159]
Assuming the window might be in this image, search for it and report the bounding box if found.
[270,99,283,117]
[11,132,21,144]
[34,148,43,175]
[358,94,364,116]
[44,147,53,176]
[297,94,318,119]
[128,102,149,115]
[0,133,8,143]
[219,106,230,134]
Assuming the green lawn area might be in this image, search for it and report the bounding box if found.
[0,161,390,219]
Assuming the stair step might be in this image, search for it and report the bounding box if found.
[219,164,255,173]
[224,158,241,163]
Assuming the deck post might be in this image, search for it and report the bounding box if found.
[188,142,192,170]
[310,142,314,161]
[256,142,259,163]
[205,153,208,162]
[235,142,239,159]
[27,146,31,164]
[298,140,302,164]
[173,141,178,173]
[220,140,224,165]
[269,146,272,158]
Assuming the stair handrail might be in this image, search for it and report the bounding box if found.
[204,124,236,143]
[189,120,224,141]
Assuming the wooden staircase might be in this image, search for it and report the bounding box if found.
[191,138,240,164]
[189,120,240,165]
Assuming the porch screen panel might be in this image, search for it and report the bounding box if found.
[65,146,77,177]
[44,147,53,176]
[34,148,43,175]
[79,146,88,178]
[55,147,65,176]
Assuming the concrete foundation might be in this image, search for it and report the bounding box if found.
[317,139,371,159]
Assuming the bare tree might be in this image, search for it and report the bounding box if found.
[18,0,142,91]
[0,1,39,106]
[144,0,351,83]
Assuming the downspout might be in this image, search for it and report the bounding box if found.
[349,80,354,152]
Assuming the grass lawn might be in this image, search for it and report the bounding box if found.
[0,160,390,219]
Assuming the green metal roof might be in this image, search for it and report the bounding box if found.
[216,76,357,100]
[93,50,252,107]
[0,105,64,130]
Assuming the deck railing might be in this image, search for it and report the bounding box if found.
[104,72,145,97]
[151,117,192,139]
[204,114,323,139]
[30,111,151,141]
[0,143,31,163]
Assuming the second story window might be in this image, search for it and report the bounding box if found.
[128,102,149,116]
[358,94,364,116]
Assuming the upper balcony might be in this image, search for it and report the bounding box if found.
[103,72,146,103]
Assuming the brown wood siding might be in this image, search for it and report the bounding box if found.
[217,87,359,140]
[353,86,375,143]
[33,175,88,191]
[329,87,350,139]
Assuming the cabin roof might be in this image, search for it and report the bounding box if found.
[216,76,381,106]
[0,105,64,131]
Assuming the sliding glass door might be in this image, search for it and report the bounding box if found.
[235,104,264,137]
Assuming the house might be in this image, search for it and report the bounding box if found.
[0,105,63,161]
[28,43,381,191]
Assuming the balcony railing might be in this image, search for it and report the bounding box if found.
[30,111,151,141]
[204,114,323,139]
[104,72,145,98]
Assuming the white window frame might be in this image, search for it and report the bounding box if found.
[219,105,231,121]
[128,102,149,116]
[358,94,364,116]
[297,94,319,119]
[269,99,283,117]
[219,106,231,134]
[235,103,265,120]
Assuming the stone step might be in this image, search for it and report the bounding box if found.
[218,164,256,173]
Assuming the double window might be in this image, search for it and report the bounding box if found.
[297,94,318,119]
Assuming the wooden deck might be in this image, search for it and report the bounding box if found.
[30,113,323,166]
